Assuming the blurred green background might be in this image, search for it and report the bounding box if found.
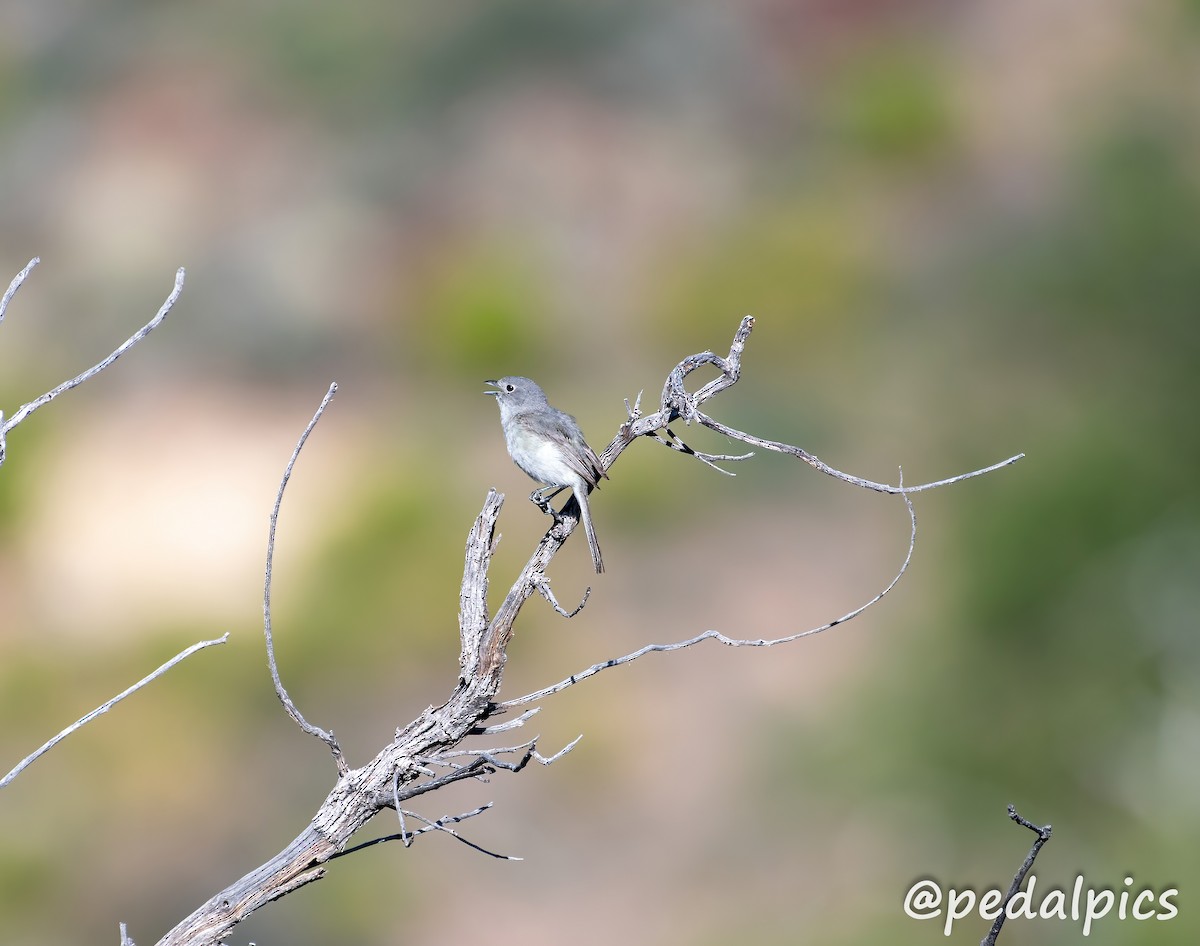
[1,1,1197,944]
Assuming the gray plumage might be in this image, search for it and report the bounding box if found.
[484,376,607,573]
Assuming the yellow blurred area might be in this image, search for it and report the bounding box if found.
[2,1,1198,943]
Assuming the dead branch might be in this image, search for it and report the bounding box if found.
[149,318,1023,946]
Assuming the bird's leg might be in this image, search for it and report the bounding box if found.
[530,485,567,520]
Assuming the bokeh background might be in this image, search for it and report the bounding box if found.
[1,1,1197,943]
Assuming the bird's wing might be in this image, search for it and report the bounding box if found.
[547,409,607,489]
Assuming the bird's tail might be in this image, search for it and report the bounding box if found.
[576,488,604,574]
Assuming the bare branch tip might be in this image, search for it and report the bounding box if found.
[1,257,42,324]
[474,706,541,735]
[533,572,591,618]
[1007,804,1051,840]
[537,734,583,764]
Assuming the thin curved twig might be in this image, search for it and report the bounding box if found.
[263,382,347,774]
[498,481,917,711]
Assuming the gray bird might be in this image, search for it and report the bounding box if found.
[485,376,608,573]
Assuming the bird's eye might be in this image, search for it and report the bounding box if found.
[504,383,515,392]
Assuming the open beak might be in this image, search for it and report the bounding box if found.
[483,380,500,397]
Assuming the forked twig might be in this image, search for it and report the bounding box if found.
[533,573,591,617]
[477,735,582,769]
[337,803,518,861]
[644,424,754,475]
[341,735,584,864]
[981,806,1053,946]
[434,735,582,769]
